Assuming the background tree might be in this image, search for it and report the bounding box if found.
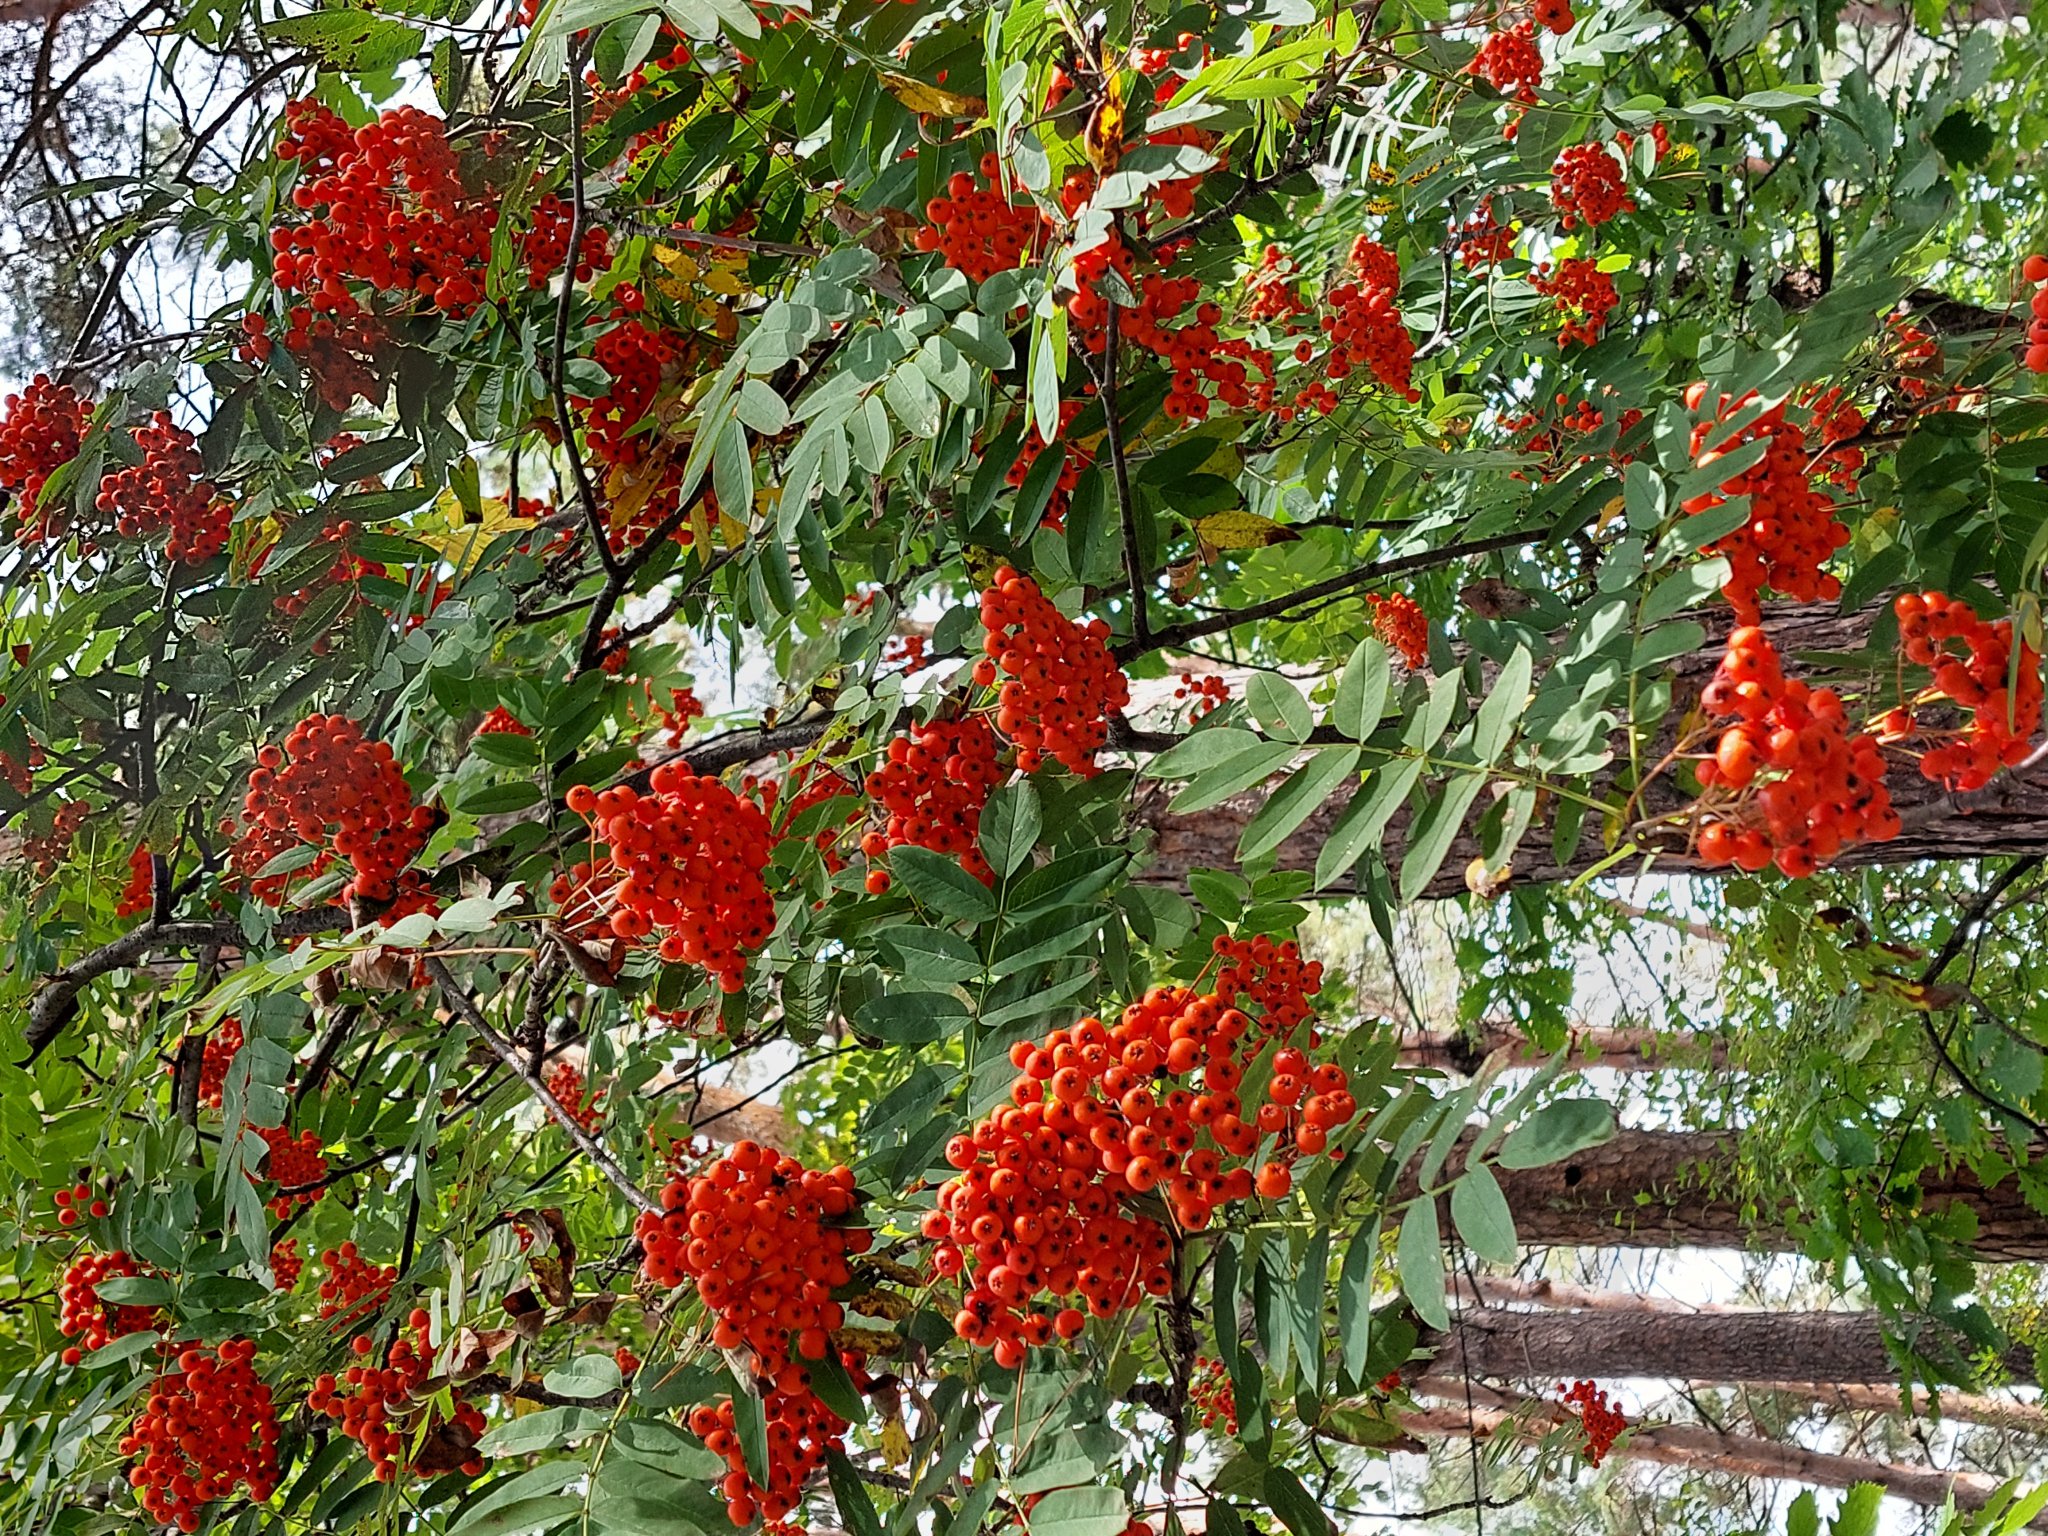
[5,0,2048,1532]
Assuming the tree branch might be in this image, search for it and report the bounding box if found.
[423,957,657,1214]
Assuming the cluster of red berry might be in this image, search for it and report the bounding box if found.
[1681,384,1858,623]
[1557,1379,1625,1466]
[22,799,90,875]
[0,373,91,544]
[310,1310,487,1482]
[1456,197,1515,271]
[59,1249,159,1365]
[1006,400,1091,533]
[94,412,232,564]
[1531,258,1619,348]
[1501,392,1644,482]
[521,193,614,288]
[574,315,696,553]
[317,1242,396,1328]
[563,763,776,991]
[1549,142,1634,231]
[115,845,155,917]
[1173,672,1230,718]
[270,100,493,313]
[1693,626,1899,876]
[122,1339,280,1531]
[239,714,434,905]
[258,1124,329,1218]
[1320,239,1420,402]
[543,1059,607,1133]
[636,1142,868,1392]
[52,1179,107,1228]
[1190,1355,1239,1433]
[474,705,532,737]
[656,685,706,746]
[2023,253,2048,374]
[861,714,1006,889]
[270,1240,303,1291]
[1891,590,2044,789]
[973,567,1130,777]
[1366,591,1429,669]
[1468,21,1544,104]
[928,946,1351,1361]
[687,1386,860,1527]
[915,156,1048,281]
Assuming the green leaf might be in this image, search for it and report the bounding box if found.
[734,1385,770,1489]
[1468,647,1533,765]
[1337,1218,1380,1388]
[808,1348,868,1426]
[446,1466,587,1536]
[1313,757,1424,890]
[476,1406,610,1456]
[1172,740,1297,815]
[445,1494,583,1536]
[980,780,1042,879]
[264,13,425,72]
[875,926,982,984]
[587,1456,722,1536]
[1332,638,1391,741]
[1010,1430,1099,1495]
[1830,1484,1882,1536]
[827,1448,885,1536]
[1448,1163,1517,1265]
[1397,773,1487,902]
[1025,1485,1129,1536]
[542,1354,623,1400]
[94,1275,173,1306]
[1261,1466,1333,1536]
[1396,1198,1447,1331]
[890,846,997,921]
[612,1418,725,1479]
[1238,747,1359,864]
[856,988,971,1045]
[1497,1098,1618,1169]
[1142,726,1261,779]
[1245,674,1313,744]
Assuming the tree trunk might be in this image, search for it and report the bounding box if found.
[1398,1024,1728,1075]
[1133,601,2048,897]
[1403,1128,2048,1261]
[1391,1396,2048,1528]
[1410,1305,2033,1386]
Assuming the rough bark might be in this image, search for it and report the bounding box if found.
[1133,601,2048,897]
[1411,1305,2033,1386]
[1398,1024,1728,1076]
[1393,1396,2048,1528]
[1402,1128,2048,1261]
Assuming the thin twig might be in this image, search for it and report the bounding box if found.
[424,957,657,1214]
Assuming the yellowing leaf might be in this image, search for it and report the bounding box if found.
[699,260,748,298]
[1085,54,1126,174]
[405,489,529,569]
[881,71,986,118]
[879,1413,912,1469]
[1594,494,1626,535]
[1193,510,1301,551]
[653,245,702,283]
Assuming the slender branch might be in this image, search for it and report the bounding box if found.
[1095,300,1150,647]
[423,957,657,1214]
[1118,526,1544,661]
[550,48,621,584]
[23,911,339,1064]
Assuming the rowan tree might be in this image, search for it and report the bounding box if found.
[4,0,2048,1530]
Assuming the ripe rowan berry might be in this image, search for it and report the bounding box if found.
[120,1337,280,1529]
[237,713,434,905]
[864,714,1005,884]
[309,1312,487,1482]
[115,845,155,917]
[636,1143,868,1393]
[1365,592,1429,669]
[543,1059,607,1133]
[0,374,92,545]
[1468,22,1544,105]
[1531,258,1619,348]
[1549,142,1635,231]
[1558,1379,1625,1465]
[59,1249,161,1363]
[1890,590,2044,789]
[318,1242,396,1329]
[975,567,1131,777]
